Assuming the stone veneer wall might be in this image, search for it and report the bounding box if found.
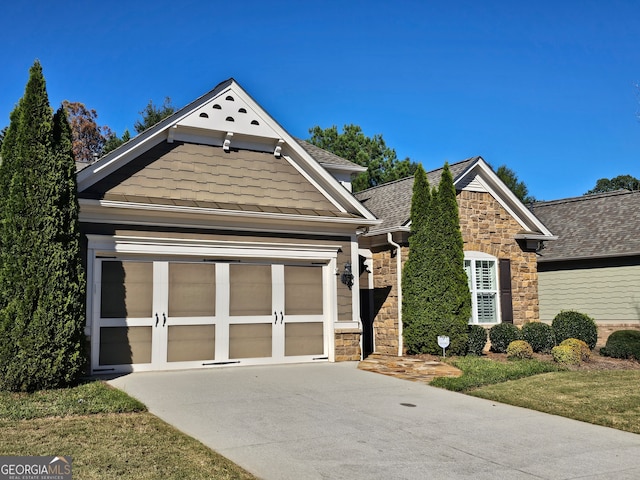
[334,329,362,361]
[370,245,409,355]
[369,190,540,355]
[596,324,640,347]
[458,190,539,325]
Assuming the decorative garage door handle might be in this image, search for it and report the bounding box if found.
[280,311,284,324]
[274,311,277,324]
[155,313,159,327]
[163,313,167,327]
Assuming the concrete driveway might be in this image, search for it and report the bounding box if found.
[109,362,640,480]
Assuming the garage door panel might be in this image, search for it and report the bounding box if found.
[285,322,324,356]
[229,323,273,359]
[99,326,152,365]
[101,261,152,318]
[168,263,216,317]
[230,264,272,316]
[285,265,323,315]
[167,325,215,362]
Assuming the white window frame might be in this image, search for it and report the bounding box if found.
[464,251,501,325]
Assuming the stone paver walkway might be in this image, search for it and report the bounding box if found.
[358,353,462,384]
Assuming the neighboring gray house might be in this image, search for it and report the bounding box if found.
[531,190,640,344]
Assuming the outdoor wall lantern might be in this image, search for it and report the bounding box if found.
[341,262,354,290]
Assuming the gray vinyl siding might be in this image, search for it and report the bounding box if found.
[538,264,640,323]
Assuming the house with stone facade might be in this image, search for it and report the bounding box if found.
[78,78,379,374]
[530,190,640,345]
[355,158,556,357]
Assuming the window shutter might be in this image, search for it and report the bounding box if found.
[499,258,513,324]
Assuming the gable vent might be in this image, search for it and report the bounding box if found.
[213,104,221,109]
[251,120,260,125]
[238,108,247,113]
[225,95,234,101]
[458,174,486,192]
[199,112,209,118]
[226,116,235,122]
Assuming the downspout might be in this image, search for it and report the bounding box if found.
[387,232,403,357]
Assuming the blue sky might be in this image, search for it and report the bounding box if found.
[2,0,639,200]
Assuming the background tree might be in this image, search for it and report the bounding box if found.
[495,165,536,203]
[0,61,85,392]
[62,101,114,163]
[134,97,175,133]
[585,175,640,194]
[402,163,471,355]
[102,128,131,155]
[307,124,419,192]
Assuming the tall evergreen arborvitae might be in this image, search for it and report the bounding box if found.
[402,163,471,355]
[0,61,86,392]
[425,163,471,354]
[402,165,432,352]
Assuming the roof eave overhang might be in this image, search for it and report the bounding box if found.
[538,251,640,263]
[514,233,558,241]
[79,199,380,236]
[321,163,367,173]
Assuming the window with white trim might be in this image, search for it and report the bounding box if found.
[464,252,500,324]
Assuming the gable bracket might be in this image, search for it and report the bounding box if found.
[274,139,284,158]
[167,125,177,143]
[223,132,233,152]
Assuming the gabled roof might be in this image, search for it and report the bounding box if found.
[355,157,555,238]
[530,190,640,262]
[355,158,475,234]
[295,139,366,173]
[76,79,379,228]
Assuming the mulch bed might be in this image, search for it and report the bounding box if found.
[412,351,640,371]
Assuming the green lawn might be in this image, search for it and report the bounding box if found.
[430,356,640,434]
[0,381,256,480]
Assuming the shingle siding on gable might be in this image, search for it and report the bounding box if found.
[458,190,539,324]
[86,142,338,213]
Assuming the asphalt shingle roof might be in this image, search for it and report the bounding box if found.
[354,158,478,233]
[530,190,640,262]
[295,139,365,170]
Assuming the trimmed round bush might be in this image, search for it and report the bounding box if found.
[467,325,488,355]
[521,322,555,353]
[489,323,521,353]
[600,330,640,361]
[551,310,598,350]
[551,345,581,365]
[507,340,533,360]
[560,338,591,362]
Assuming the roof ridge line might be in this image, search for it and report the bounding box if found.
[533,189,637,207]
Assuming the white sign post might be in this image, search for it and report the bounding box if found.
[437,335,450,357]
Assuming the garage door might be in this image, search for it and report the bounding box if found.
[92,259,328,373]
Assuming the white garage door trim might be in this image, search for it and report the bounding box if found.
[87,234,340,373]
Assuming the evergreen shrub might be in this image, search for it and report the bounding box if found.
[506,340,533,360]
[560,338,591,362]
[551,310,598,349]
[489,323,521,353]
[467,325,488,355]
[599,330,640,361]
[521,322,555,353]
[551,345,581,365]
